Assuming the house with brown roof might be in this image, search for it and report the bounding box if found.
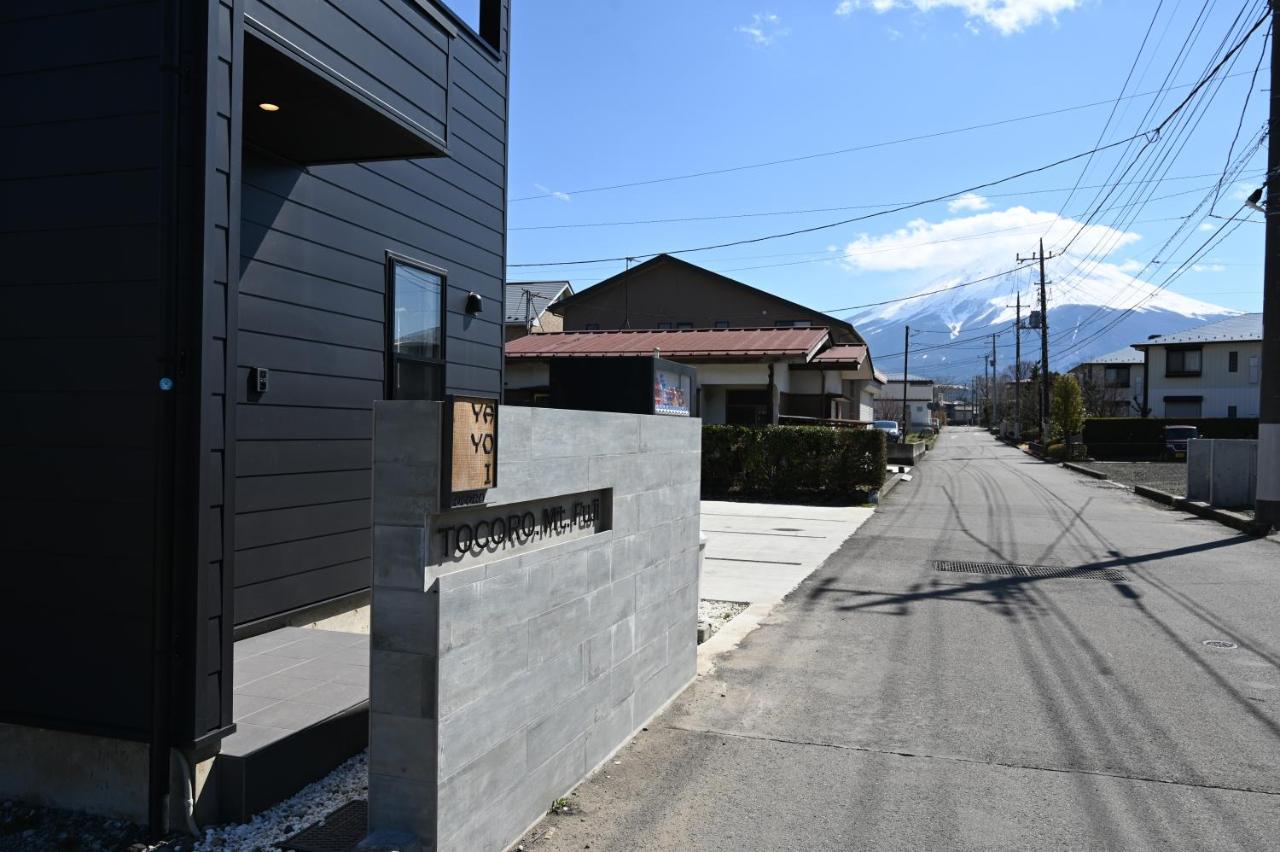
[507,256,881,423]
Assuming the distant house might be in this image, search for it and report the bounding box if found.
[1070,347,1145,417]
[549,253,865,343]
[879,373,936,428]
[506,327,879,424]
[506,255,883,421]
[1133,314,1262,419]
[505,281,573,341]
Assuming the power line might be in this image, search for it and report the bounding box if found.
[510,66,1271,203]
[510,17,1268,273]
[509,136,1154,268]
[508,172,1253,232]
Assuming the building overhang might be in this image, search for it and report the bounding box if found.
[243,27,449,164]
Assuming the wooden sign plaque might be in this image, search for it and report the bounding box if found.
[445,395,498,507]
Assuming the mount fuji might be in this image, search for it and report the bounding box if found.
[849,264,1240,379]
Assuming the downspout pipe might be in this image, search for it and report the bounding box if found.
[149,0,183,837]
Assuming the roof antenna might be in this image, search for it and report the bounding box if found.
[623,257,636,329]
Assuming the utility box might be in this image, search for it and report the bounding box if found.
[549,356,699,417]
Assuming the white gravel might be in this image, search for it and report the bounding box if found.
[698,599,748,640]
[195,751,367,851]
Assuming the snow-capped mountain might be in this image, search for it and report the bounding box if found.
[849,264,1241,378]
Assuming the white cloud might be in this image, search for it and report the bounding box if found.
[737,12,789,46]
[948,192,990,213]
[1117,259,1145,273]
[1198,222,1216,232]
[533,183,571,203]
[1191,263,1226,273]
[839,204,1140,273]
[836,0,1084,35]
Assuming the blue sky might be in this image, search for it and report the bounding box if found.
[505,1,1269,318]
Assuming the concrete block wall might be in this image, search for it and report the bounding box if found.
[368,403,701,851]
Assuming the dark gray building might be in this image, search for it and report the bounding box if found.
[1,0,509,832]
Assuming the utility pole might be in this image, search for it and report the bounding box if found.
[1015,293,1022,439]
[991,334,998,433]
[1257,5,1280,530]
[901,325,910,441]
[1018,239,1057,442]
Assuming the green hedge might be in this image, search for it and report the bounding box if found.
[702,425,886,502]
[1082,417,1259,460]
[1083,417,1260,443]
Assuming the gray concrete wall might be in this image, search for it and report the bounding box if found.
[1187,439,1258,508]
[367,403,701,851]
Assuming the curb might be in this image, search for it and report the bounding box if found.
[1132,485,1269,536]
[1063,461,1108,480]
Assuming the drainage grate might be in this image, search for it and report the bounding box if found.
[279,800,367,852]
[932,560,1125,582]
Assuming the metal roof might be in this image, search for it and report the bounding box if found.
[504,326,830,360]
[880,372,933,384]
[1075,346,1145,366]
[1134,313,1260,348]
[504,281,572,325]
[809,344,868,366]
[547,254,864,344]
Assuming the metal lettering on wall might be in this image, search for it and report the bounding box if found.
[433,490,611,566]
[447,395,497,507]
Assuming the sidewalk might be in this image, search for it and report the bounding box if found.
[697,500,874,672]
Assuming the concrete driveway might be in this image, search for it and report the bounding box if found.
[697,500,874,671]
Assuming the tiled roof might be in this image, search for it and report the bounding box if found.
[505,281,572,325]
[1135,313,1260,347]
[810,344,868,365]
[504,327,830,359]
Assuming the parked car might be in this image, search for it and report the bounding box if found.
[871,420,902,442]
[1163,425,1199,460]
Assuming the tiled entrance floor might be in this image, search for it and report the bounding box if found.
[225,626,369,757]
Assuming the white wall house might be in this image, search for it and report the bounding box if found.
[1070,347,1145,417]
[1134,314,1262,419]
[880,373,936,428]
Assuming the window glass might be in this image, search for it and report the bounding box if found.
[1228,351,1239,372]
[714,320,730,328]
[1167,348,1202,375]
[1228,405,1238,418]
[390,260,444,401]
[393,263,442,362]
[585,323,600,330]
[656,322,673,330]
[676,322,694,329]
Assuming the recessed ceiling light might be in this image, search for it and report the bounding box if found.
[258,102,280,112]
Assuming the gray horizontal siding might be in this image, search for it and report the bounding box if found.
[231,0,507,626]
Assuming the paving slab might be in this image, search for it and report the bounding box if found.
[699,501,874,605]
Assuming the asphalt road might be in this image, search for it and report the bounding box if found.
[522,427,1280,851]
